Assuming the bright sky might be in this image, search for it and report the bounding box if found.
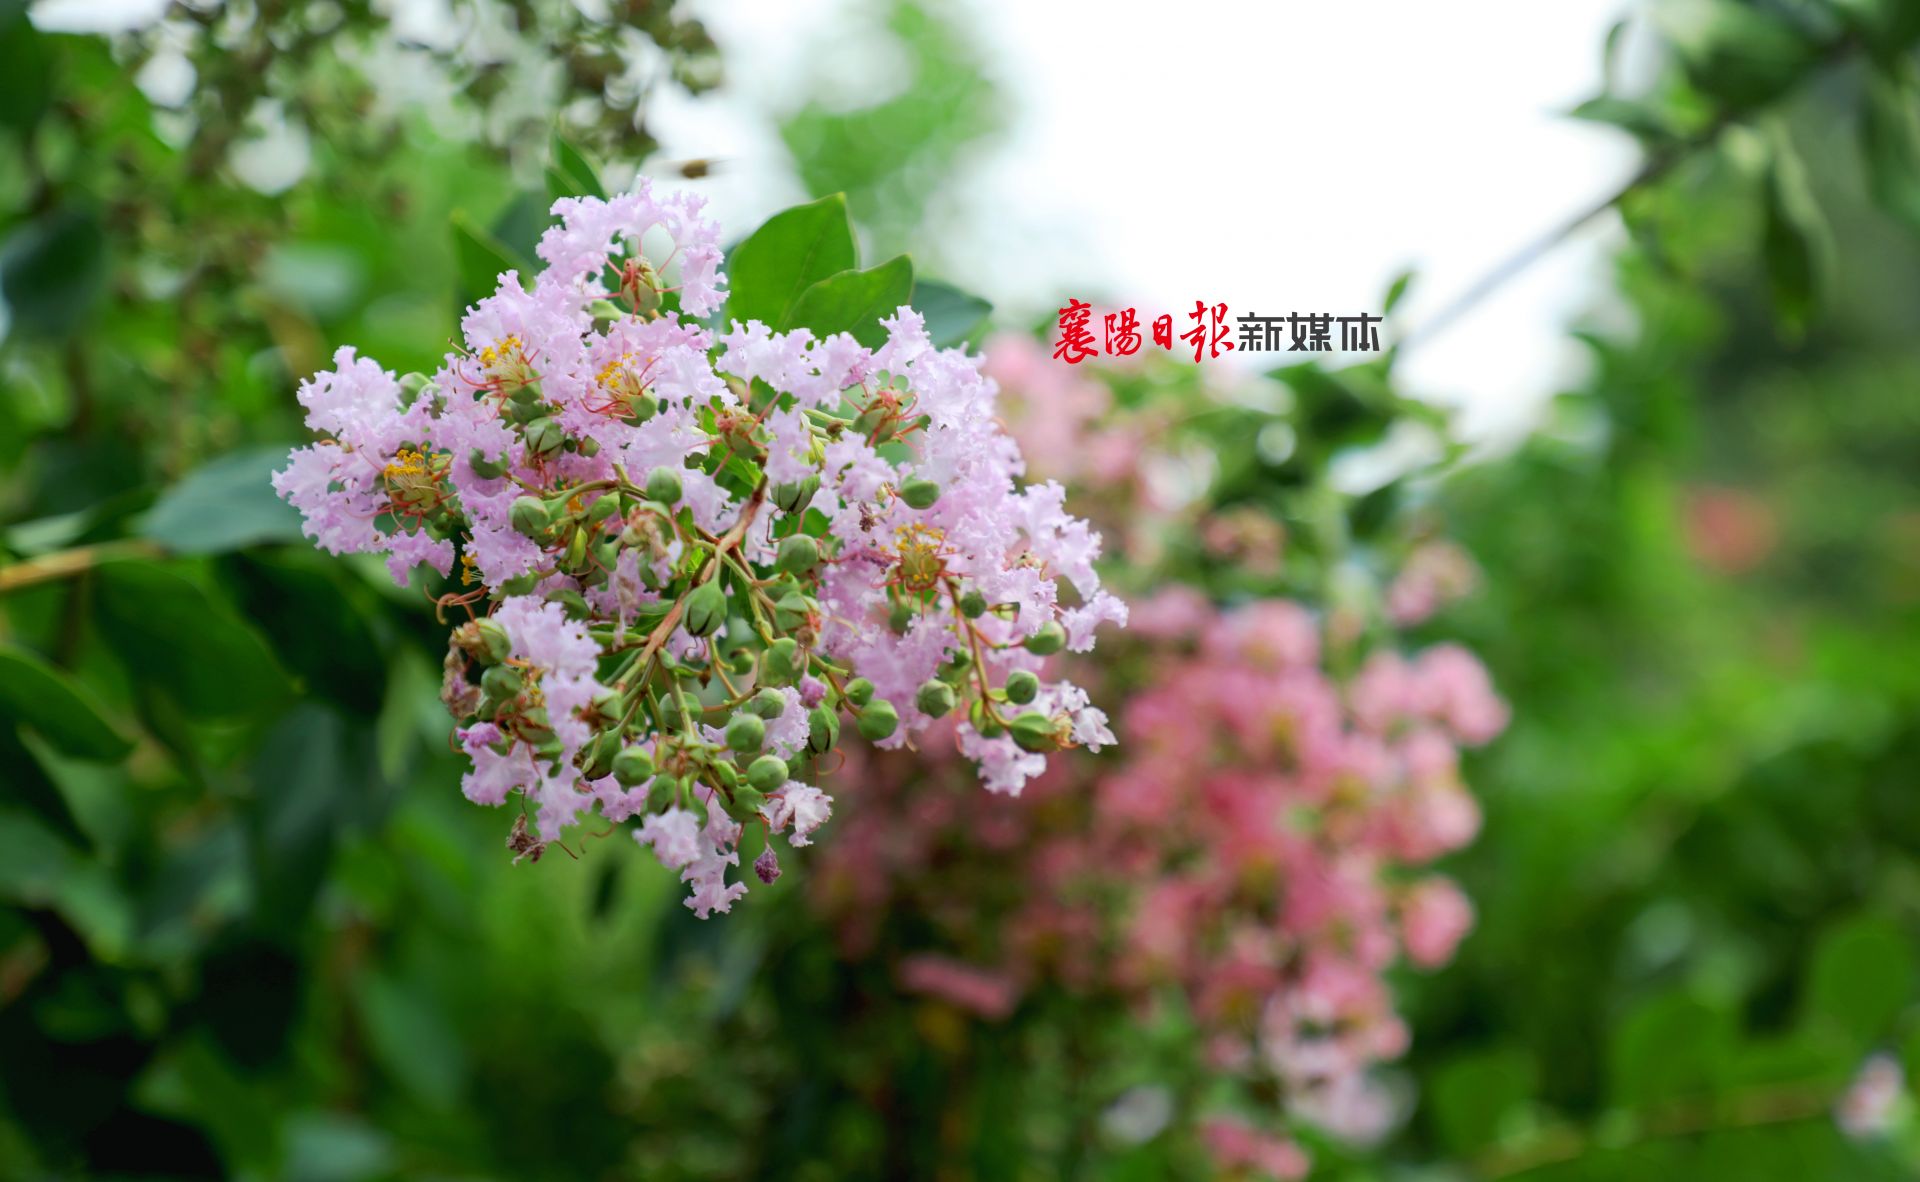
[660,0,1643,443]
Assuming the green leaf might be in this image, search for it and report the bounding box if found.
[0,1,50,133]
[1609,992,1735,1108]
[140,446,306,554]
[93,558,289,720]
[911,279,992,348]
[0,646,132,761]
[1760,132,1829,335]
[725,194,858,329]
[1569,96,1683,145]
[1804,913,1916,1048]
[1860,64,1920,235]
[1428,1048,1536,1154]
[1658,0,1818,111]
[0,206,107,339]
[1382,268,1416,317]
[785,255,914,348]
[549,131,607,200]
[0,727,88,848]
[451,208,532,310]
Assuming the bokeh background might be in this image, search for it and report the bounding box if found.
[4,0,1920,1179]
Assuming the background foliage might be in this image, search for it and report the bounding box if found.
[3,1,1920,1179]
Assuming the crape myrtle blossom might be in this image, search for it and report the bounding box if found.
[274,182,1123,916]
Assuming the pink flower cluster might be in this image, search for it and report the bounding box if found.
[273,183,1123,915]
[815,594,1505,1168]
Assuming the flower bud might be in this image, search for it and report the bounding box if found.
[772,475,820,515]
[1009,711,1061,753]
[399,372,432,395]
[775,533,819,575]
[645,466,683,505]
[610,745,655,787]
[525,416,566,454]
[916,679,956,719]
[564,525,589,570]
[683,580,726,636]
[588,494,621,525]
[724,783,767,822]
[510,496,551,538]
[583,731,622,780]
[753,844,782,884]
[509,397,543,424]
[959,587,988,618]
[844,677,875,708]
[481,664,522,700]
[646,773,679,813]
[577,437,601,458]
[900,477,940,510]
[475,619,512,664]
[1004,669,1040,705]
[748,688,787,719]
[725,712,765,753]
[807,704,840,754]
[937,651,972,685]
[747,754,789,792]
[1023,621,1068,656]
[469,449,509,480]
[857,699,899,741]
[762,637,803,685]
[774,590,812,630]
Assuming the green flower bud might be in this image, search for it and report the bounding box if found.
[728,648,756,675]
[775,590,813,630]
[747,754,789,792]
[683,580,727,636]
[857,698,899,741]
[844,677,875,708]
[724,783,768,822]
[588,494,621,525]
[916,679,956,719]
[481,664,522,700]
[762,637,803,685]
[583,731,622,779]
[808,704,840,754]
[970,699,1005,739]
[725,712,766,753]
[525,416,566,454]
[1009,711,1061,753]
[577,437,601,458]
[399,372,432,396]
[1004,669,1040,705]
[565,524,589,570]
[900,477,940,510]
[1023,621,1068,656]
[749,688,788,719]
[475,619,512,664]
[959,587,988,618]
[775,533,819,575]
[646,466,683,505]
[937,650,972,684]
[509,397,543,423]
[646,772,679,812]
[509,496,551,538]
[508,382,541,406]
[469,449,510,480]
[772,475,821,515]
[888,600,914,634]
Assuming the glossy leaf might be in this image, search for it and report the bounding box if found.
[140,446,306,554]
[785,254,913,348]
[725,194,858,330]
[0,646,132,761]
[93,559,289,721]
[1860,64,1920,234]
[0,206,107,339]
[911,279,993,348]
